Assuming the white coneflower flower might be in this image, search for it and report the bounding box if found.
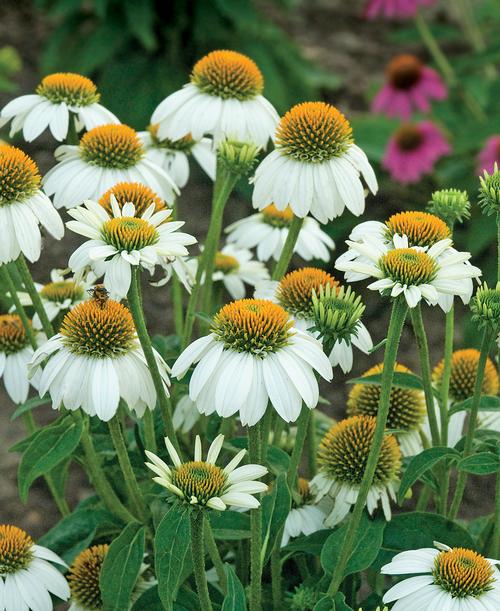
[173,394,201,434]
[211,244,270,299]
[139,125,215,188]
[348,363,426,456]
[29,295,170,421]
[0,314,41,404]
[171,298,333,425]
[0,144,64,263]
[430,349,500,446]
[381,542,500,610]
[66,198,196,299]
[311,415,401,526]
[281,478,326,547]
[43,124,178,209]
[252,102,378,224]
[145,434,268,510]
[336,235,481,309]
[0,72,118,142]
[67,544,153,610]
[14,268,94,330]
[0,524,70,609]
[151,50,279,148]
[336,211,478,312]
[225,204,335,263]
[256,268,372,373]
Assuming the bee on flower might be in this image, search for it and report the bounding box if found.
[43,124,178,209]
[145,434,268,511]
[252,101,378,224]
[0,72,118,142]
[225,204,335,263]
[0,144,64,264]
[151,50,279,148]
[139,125,216,188]
[172,298,332,425]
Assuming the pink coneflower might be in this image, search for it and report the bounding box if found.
[383,122,450,184]
[373,55,447,120]
[477,136,500,174]
[365,0,436,19]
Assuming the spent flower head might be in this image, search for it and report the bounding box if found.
[427,188,470,228]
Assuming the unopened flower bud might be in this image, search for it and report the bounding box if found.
[470,282,500,331]
[217,140,260,175]
[427,188,470,227]
[478,163,500,216]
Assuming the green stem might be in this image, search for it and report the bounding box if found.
[286,407,310,488]
[77,415,135,523]
[272,216,303,281]
[271,545,283,611]
[410,305,441,446]
[248,423,263,611]
[1,265,38,349]
[128,267,181,455]
[415,484,432,512]
[190,511,213,611]
[327,297,407,597]
[65,113,79,145]
[16,255,54,338]
[493,472,500,558]
[182,163,239,347]
[107,415,148,522]
[171,275,184,336]
[307,410,317,477]
[204,520,227,594]
[497,214,500,284]
[448,328,493,519]
[142,409,157,453]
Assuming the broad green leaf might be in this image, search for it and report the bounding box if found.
[130,586,164,610]
[261,473,291,563]
[398,447,460,503]
[266,445,290,475]
[449,395,500,415]
[18,415,83,502]
[155,504,191,608]
[208,510,250,540]
[39,499,116,563]
[458,452,500,475]
[11,395,50,421]
[313,593,353,611]
[221,564,247,611]
[347,371,423,391]
[100,522,145,611]
[374,512,475,570]
[321,512,386,577]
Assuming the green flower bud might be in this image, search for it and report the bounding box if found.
[217,140,260,175]
[470,282,500,331]
[286,584,318,610]
[478,163,500,216]
[427,188,470,227]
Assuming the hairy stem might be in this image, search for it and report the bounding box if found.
[204,519,227,594]
[190,511,213,611]
[272,216,303,281]
[16,255,55,338]
[248,422,263,611]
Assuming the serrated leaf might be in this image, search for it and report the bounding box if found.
[347,371,423,391]
[458,452,500,474]
[221,564,247,611]
[101,522,145,611]
[321,512,385,577]
[261,472,291,563]
[18,415,83,503]
[155,504,191,608]
[398,447,460,503]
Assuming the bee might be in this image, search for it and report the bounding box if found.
[88,284,109,308]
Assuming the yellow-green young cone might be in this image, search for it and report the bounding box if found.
[311,283,365,345]
[478,163,500,216]
[427,188,470,227]
[470,282,500,331]
[217,140,260,175]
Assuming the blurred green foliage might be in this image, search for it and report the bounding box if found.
[35,0,340,128]
[0,46,22,93]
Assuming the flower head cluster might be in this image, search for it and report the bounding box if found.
[0,72,119,142]
[151,50,279,148]
[381,542,500,610]
[145,434,267,510]
[252,101,378,224]
[29,293,170,421]
[172,298,332,425]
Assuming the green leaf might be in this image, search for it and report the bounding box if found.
[208,510,250,540]
[100,522,145,611]
[347,371,424,391]
[398,447,460,503]
[261,473,291,563]
[321,512,386,577]
[18,415,83,502]
[38,499,116,563]
[123,0,156,50]
[374,512,475,570]
[266,445,290,475]
[458,452,500,474]
[10,395,50,421]
[221,564,247,611]
[130,586,164,610]
[449,395,500,415]
[155,504,191,608]
[313,593,353,611]
[282,529,331,557]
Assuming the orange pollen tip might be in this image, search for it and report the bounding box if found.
[0,525,34,573]
[79,124,144,169]
[433,547,494,597]
[277,267,339,318]
[262,204,295,227]
[0,144,41,204]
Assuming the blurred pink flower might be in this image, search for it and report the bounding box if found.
[365,0,436,19]
[477,136,500,174]
[372,55,447,119]
[383,121,450,183]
